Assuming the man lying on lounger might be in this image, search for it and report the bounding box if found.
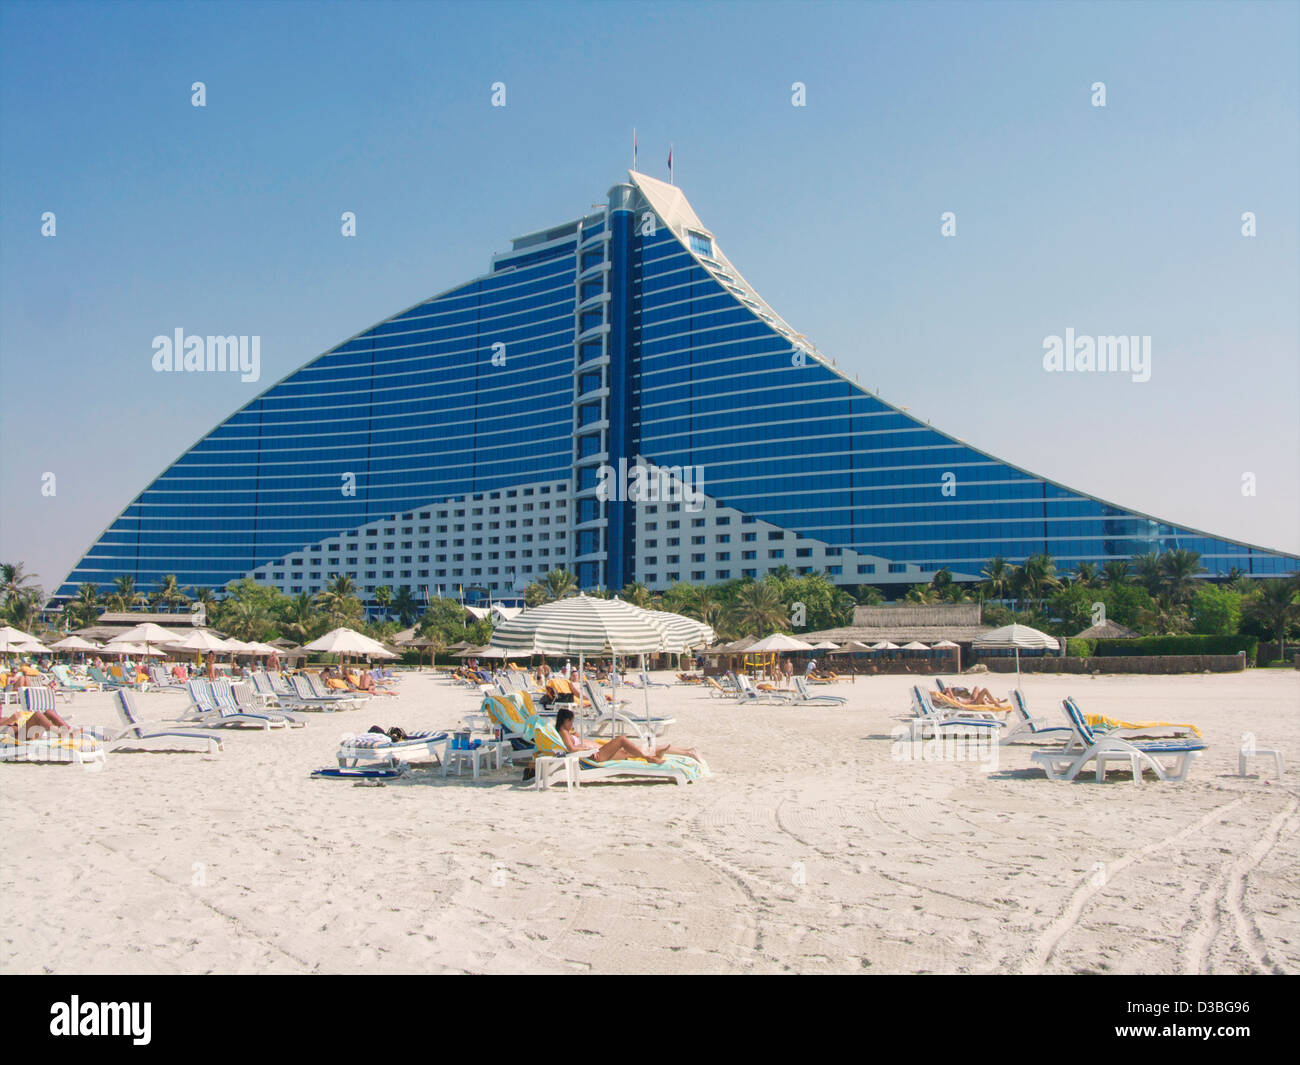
[554,708,701,766]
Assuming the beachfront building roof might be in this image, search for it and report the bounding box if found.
[48,174,1298,610]
[803,603,993,647]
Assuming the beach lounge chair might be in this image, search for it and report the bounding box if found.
[1030,697,1206,784]
[1,688,107,765]
[529,720,707,789]
[583,679,675,738]
[336,729,447,768]
[290,674,358,709]
[705,675,740,699]
[734,673,795,704]
[1001,689,1075,745]
[303,673,366,708]
[793,676,847,705]
[909,686,1006,741]
[52,665,95,693]
[146,665,186,691]
[183,680,290,730]
[112,689,222,754]
[225,680,304,726]
[639,671,669,688]
[88,665,128,689]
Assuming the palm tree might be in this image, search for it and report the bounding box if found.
[980,557,1013,603]
[152,574,191,613]
[1158,549,1205,605]
[1133,552,1164,597]
[279,591,321,644]
[0,562,40,606]
[1020,553,1061,609]
[106,575,146,613]
[315,574,362,625]
[730,580,787,636]
[903,584,937,604]
[539,569,578,603]
[72,583,102,628]
[1071,561,1098,587]
[6,590,41,631]
[391,588,420,627]
[929,568,953,596]
[223,599,270,641]
[1102,559,1131,586]
[1138,594,1192,635]
[373,585,393,622]
[1245,580,1299,660]
[620,582,654,608]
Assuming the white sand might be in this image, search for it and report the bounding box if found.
[2,669,1297,974]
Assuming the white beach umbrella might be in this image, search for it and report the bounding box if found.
[167,628,232,654]
[49,635,100,652]
[931,640,959,648]
[0,625,41,655]
[745,633,814,653]
[301,626,395,668]
[972,623,1060,687]
[491,594,669,735]
[301,627,392,657]
[12,637,53,656]
[812,640,840,650]
[901,641,929,651]
[871,641,899,651]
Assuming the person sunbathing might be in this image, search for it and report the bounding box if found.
[554,708,700,765]
[944,685,998,705]
[0,704,82,739]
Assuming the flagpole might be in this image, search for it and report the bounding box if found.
[633,127,637,170]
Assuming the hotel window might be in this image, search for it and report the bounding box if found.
[826,566,842,575]
[716,552,730,561]
[688,231,713,257]
[716,516,730,525]
[888,564,907,573]
[716,534,730,543]
[742,551,756,560]
[691,553,705,563]
[769,550,784,559]
[742,532,756,542]
[691,518,705,528]
[715,571,730,580]
[741,515,756,524]
[768,531,784,540]
[692,571,705,581]
[742,569,756,578]
[857,564,876,574]
[644,540,657,549]
[796,548,812,558]
[692,536,705,545]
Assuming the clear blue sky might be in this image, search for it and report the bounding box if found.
[2,0,1297,596]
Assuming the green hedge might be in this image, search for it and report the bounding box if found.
[1066,638,1096,658]
[1093,635,1258,663]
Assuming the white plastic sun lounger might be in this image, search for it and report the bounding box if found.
[908,686,1006,741]
[583,679,675,738]
[1001,689,1075,746]
[303,673,366,709]
[336,729,448,768]
[113,689,222,755]
[734,673,796,704]
[793,676,847,705]
[1030,697,1206,784]
[183,680,290,730]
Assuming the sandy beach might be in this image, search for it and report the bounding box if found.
[2,669,1297,975]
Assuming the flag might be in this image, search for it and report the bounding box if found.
[667,146,672,177]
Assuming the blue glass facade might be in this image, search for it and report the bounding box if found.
[54,172,1297,603]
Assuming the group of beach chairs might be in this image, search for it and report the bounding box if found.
[704,671,848,707]
[905,681,1207,783]
[1,664,406,765]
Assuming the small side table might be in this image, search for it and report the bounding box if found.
[442,741,502,780]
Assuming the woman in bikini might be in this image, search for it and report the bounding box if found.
[553,708,701,765]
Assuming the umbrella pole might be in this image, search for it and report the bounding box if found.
[641,652,651,741]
